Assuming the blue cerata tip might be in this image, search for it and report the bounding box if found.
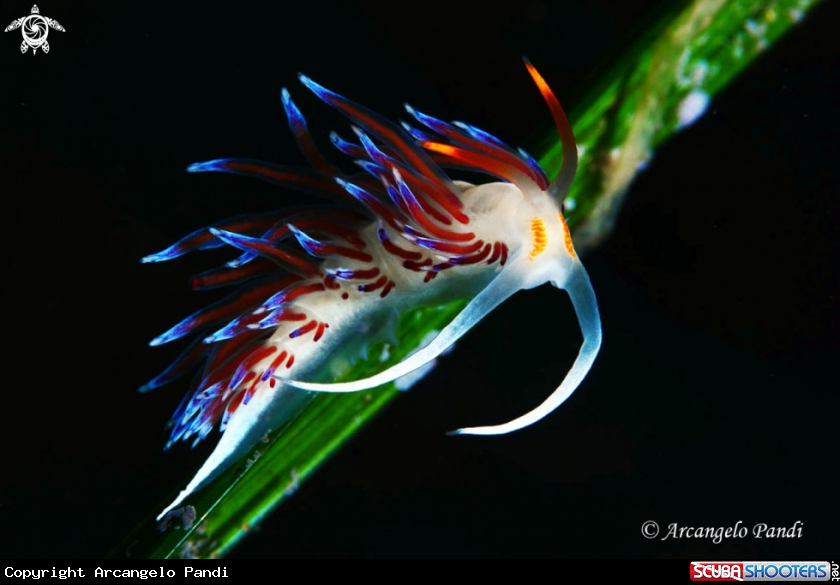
[298,73,333,100]
[186,162,212,173]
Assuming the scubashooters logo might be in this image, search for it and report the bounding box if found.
[4,5,65,54]
[690,561,832,582]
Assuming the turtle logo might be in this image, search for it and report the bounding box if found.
[4,5,65,55]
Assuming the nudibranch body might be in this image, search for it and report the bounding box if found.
[145,60,601,519]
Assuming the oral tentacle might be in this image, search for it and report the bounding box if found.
[450,262,601,436]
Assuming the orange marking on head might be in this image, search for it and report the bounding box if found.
[558,214,576,258]
[529,217,548,260]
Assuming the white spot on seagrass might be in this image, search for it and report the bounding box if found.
[690,61,708,87]
[744,18,768,51]
[379,344,391,362]
[157,505,196,532]
[245,451,262,470]
[745,18,763,37]
[284,470,300,496]
[181,506,196,530]
[179,541,201,559]
[677,90,710,129]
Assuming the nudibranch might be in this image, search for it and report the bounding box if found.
[144,60,601,519]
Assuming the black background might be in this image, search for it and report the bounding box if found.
[1,0,836,558]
